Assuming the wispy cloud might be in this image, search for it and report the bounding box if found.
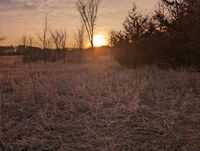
[0,0,69,13]
[0,0,35,11]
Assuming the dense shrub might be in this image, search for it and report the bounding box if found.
[111,0,200,69]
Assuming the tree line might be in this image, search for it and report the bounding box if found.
[111,0,200,69]
[0,0,101,63]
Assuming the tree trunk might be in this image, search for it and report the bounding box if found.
[44,48,47,63]
[91,40,94,48]
[63,49,66,63]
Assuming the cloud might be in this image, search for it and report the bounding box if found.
[0,0,68,12]
[0,0,34,11]
[0,0,157,46]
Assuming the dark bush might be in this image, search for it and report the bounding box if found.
[111,0,200,69]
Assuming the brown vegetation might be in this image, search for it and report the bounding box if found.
[0,1,200,150]
[0,62,200,151]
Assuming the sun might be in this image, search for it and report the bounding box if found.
[93,34,106,47]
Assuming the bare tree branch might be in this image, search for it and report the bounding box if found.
[75,0,101,48]
[21,35,28,48]
[50,29,67,63]
[36,14,49,63]
[74,24,85,50]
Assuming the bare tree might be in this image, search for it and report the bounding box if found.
[20,35,34,48]
[29,36,33,47]
[75,0,101,48]
[50,30,67,63]
[21,35,28,48]
[37,14,48,63]
[35,0,50,63]
[61,32,67,63]
[74,24,85,51]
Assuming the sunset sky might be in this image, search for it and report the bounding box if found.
[0,0,157,47]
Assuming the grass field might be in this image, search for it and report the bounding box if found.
[0,56,23,64]
[0,61,200,151]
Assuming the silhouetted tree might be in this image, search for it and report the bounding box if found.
[75,0,101,48]
[74,24,85,51]
[112,0,200,69]
[29,36,33,47]
[123,4,150,43]
[110,31,125,47]
[50,30,67,63]
[36,14,48,63]
[153,0,170,31]
[162,0,186,21]
[21,35,28,48]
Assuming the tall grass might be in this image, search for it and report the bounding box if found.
[0,62,200,151]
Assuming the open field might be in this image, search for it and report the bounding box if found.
[0,56,23,65]
[0,62,200,151]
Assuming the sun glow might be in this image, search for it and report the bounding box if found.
[93,34,107,47]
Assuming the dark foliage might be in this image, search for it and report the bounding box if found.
[0,46,18,56]
[18,46,67,63]
[111,0,200,69]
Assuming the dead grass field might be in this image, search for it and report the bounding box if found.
[0,62,200,151]
[0,56,23,65]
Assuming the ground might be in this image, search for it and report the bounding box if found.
[0,61,200,151]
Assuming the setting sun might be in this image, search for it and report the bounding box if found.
[93,34,107,47]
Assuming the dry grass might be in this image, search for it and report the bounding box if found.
[0,56,23,65]
[0,62,200,151]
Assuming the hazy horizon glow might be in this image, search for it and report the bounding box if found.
[93,34,106,47]
[0,0,157,47]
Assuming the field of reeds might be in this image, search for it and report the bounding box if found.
[0,61,200,151]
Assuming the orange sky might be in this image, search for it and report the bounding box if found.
[0,0,157,47]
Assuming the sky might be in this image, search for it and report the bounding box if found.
[0,0,157,47]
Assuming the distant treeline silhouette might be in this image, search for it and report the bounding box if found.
[0,45,69,63]
[111,0,200,69]
[0,0,102,64]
